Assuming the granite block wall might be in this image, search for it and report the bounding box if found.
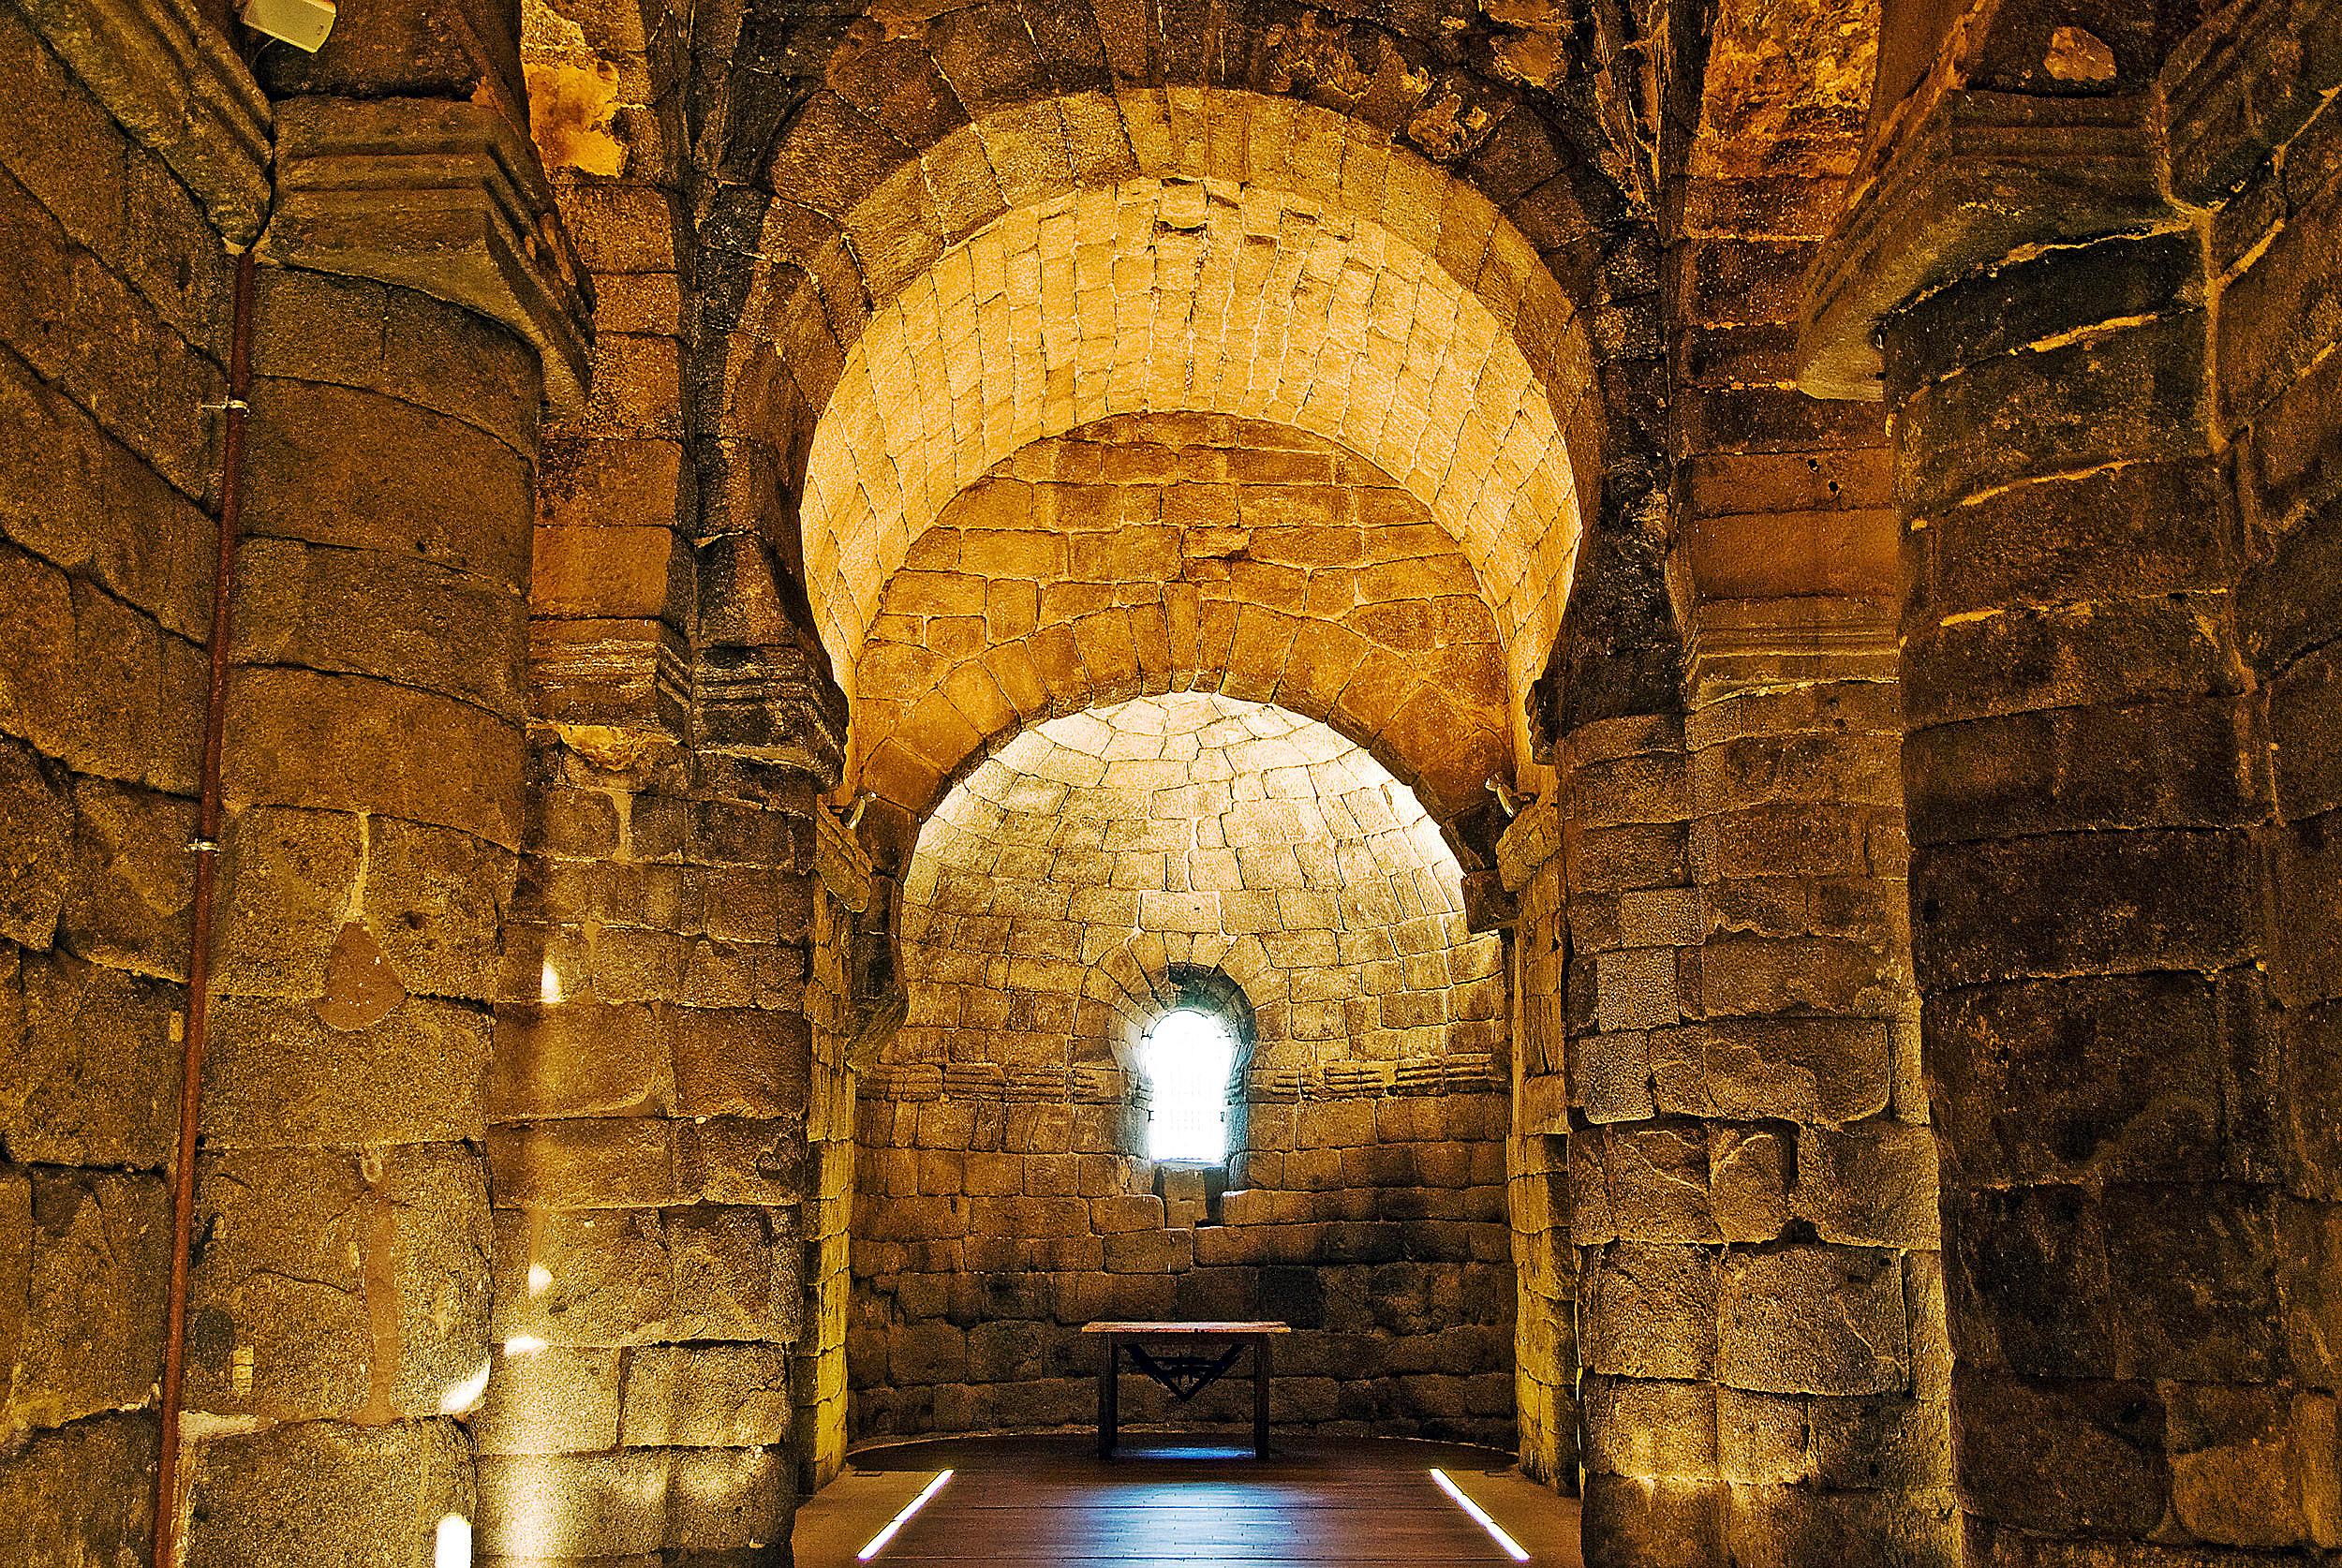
[0,9,231,1552]
[852,693,1516,1449]
[1798,2,2342,1558]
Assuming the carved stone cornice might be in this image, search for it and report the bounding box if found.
[528,617,689,739]
[17,0,271,244]
[262,96,593,413]
[689,529,850,787]
[1683,596,1901,701]
[1796,78,2172,400]
[693,643,849,788]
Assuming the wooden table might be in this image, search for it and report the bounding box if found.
[1082,1321,1292,1458]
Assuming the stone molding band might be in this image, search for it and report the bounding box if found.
[861,1056,1505,1107]
[1797,84,2168,400]
[263,96,595,414]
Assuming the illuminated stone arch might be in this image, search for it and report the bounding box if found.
[710,84,1614,770]
[845,414,1514,861]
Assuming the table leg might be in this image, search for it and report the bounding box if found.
[1099,1334,1119,1458]
[1253,1335,1271,1457]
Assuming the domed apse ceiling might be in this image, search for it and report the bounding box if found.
[893,691,1505,1088]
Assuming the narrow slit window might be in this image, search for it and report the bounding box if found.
[1143,1008,1237,1163]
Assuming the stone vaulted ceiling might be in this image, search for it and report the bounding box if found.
[649,0,1679,861]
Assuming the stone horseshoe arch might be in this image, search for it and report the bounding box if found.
[710,84,1614,771]
[844,415,1517,865]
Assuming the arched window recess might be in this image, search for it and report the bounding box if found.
[1143,1007,1240,1165]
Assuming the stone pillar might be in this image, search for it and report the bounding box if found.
[801,809,886,1493]
[1801,4,2340,1559]
[1549,466,1953,1554]
[171,83,592,1561]
[0,0,263,1553]
[1661,156,1956,1556]
[1550,708,1704,1556]
[1497,798,1578,1491]
[477,525,847,1559]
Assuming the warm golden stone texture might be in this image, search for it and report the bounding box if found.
[3,0,2337,1561]
[855,694,1511,1443]
[849,415,1514,850]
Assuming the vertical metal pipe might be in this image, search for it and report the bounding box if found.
[154,241,258,1568]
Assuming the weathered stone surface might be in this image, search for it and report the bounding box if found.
[1649,1018,1892,1124]
[1926,973,2233,1186]
[1580,1374,1717,1480]
[1710,1127,1788,1243]
[224,666,525,849]
[1583,1244,1718,1381]
[618,1342,793,1448]
[1912,831,2258,986]
[361,818,516,999]
[1593,1123,1713,1244]
[1717,1246,1908,1397]
[1725,1480,1958,1568]
[0,1162,25,1418]
[1951,1370,2169,1538]
[674,1006,812,1119]
[0,1411,156,1564]
[1944,1182,2115,1382]
[670,1205,802,1342]
[2102,1182,2280,1383]
[489,1119,680,1209]
[60,774,191,976]
[1795,1123,1940,1248]
[186,1147,373,1420]
[492,1206,674,1347]
[476,1448,669,1558]
[14,1168,167,1430]
[2165,1383,2318,1548]
[205,993,490,1149]
[235,534,527,718]
[212,805,363,995]
[11,948,177,1166]
[1581,1472,1725,1568]
[489,1000,674,1119]
[473,1343,622,1456]
[383,1142,495,1417]
[186,1417,475,1568]
[0,736,70,949]
[667,1444,791,1550]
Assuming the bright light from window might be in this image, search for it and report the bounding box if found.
[1144,1008,1236,1163]
[434,1514,472,1568]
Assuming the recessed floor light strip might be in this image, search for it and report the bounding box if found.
[856,1469,955,1561]
[1430,1467,1532,1562]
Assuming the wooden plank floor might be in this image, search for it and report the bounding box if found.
[793,1435,1585,1567]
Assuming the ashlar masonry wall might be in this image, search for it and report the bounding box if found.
[852,693,1514,1448]
[0,11,236,1550]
